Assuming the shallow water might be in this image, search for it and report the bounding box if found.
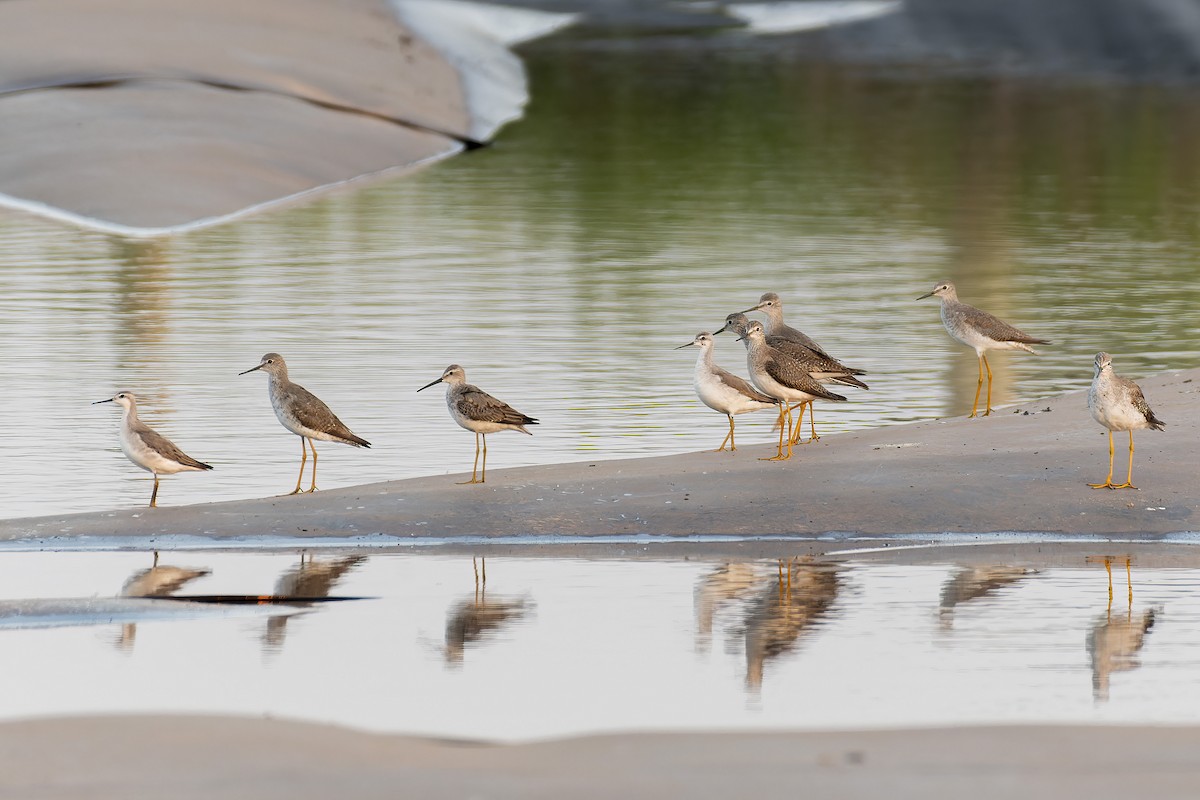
[2,42,1199,517]
[1,550,1197,740]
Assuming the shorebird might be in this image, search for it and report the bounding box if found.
[93,391,212,507]
[1087,352,1165,490]
[918,281,1049,417]
[742,292,832,360]
[418,364,538,484]
[716,312,867,443]
[675,332,777,452]
[239,353,371,495]
[738,321,846,460]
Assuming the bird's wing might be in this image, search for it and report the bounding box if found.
[772,337,868,377]
[713,367,776,404]
[763,355,846,401]
[957,303,1049,345]
[1124,378,1166,430]
[776,324,833,360]
[134,424,212,470]
[458,385,538,426]
[288,383,370,446]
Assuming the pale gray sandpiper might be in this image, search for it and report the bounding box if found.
[716,311,867,443]
[1087,352,1165,490]
[239,353,371,495]
[742,292,832,360]
[675,332,777,452]
[418,364,538,484]
[917,281,1050,417]
[93,391,213,507]
[738,321,846,461]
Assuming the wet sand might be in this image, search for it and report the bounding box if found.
[3,366,1196,546]
[3,715,1199,799]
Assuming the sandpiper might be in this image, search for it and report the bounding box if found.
[739,321,846,460]
[94,391,212,507]
[418,364,537,484]
[675,332,777,452]
[717,311,867,443]
[742,292,832,360]
[918,281,1049,417]
[239,353,370,494]
[1087,352,1165,490]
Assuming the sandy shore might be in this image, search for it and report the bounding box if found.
[1,715,1197,799]
[2,366,1196,547]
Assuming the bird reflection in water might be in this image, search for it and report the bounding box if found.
[694,562,767,655]
[938,566,1035,629]
[444,558,530,667]
[262,553,367,653]
[741,558,841,692]
[115,551,211,652]
[1087,556,1158,703]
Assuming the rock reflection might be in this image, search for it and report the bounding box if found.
[444,558,530,667]
[1088,556,1158,702]
[694,562,766,655]
[262,553,367,653]
[938,566,1035,629]
[115,551,210,652]
[741,559,841,692]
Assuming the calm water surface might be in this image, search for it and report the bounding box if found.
[2,42,1199,517]
[0,551,1197,740]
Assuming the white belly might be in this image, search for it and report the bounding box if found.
[119,428,188,475]
[695,367,772,416]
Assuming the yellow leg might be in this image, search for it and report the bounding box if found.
[809,402,819,441]
[1089,431,1117,489]
[1111,430,1137,489]
[982,353,994,416]
[1104,556,1113,602]
[288,437,307,495]
[458,433,484,484]
[481,434,488,483]
[788,402,808,445]
[306,439,319,493]
[969,353,984,418]
[149,474,160,508]
[715,415,734,452]
[760,402,787,461]
[774,404,795,461]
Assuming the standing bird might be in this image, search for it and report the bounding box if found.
[742,292,832,360]
[675,332,777,452]
[239,353,370,495]
[1087,352,1165,490]
[918,282,1050,417]
[716,312,867,443]
[418,364,538,484]
[94,391,213,508]
[738,322,846,460]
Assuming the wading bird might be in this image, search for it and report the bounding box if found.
[675,332,776,452]
[1087,352,1165,490]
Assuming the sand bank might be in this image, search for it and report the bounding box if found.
[2,367,1196,546]
[3,715,1199,799]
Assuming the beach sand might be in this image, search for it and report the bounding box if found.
[4,716,1200,799]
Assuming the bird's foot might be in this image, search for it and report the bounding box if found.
[1110,482,1137,490]
[1088,481,1117,489]
[305,486,319,494]
[456,478,485,485]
